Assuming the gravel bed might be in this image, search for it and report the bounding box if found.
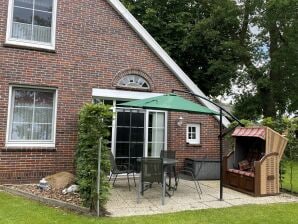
[9,184,83,207]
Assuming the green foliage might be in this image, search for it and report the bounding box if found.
[233,93,263,121]
[76,103,113,211]
[121,0,243,97]
[234,0,298,117]
[122,0,298,118]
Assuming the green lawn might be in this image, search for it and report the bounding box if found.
[0,192,298,224]
[282,160,298,193]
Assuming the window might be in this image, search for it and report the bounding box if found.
[6,0,57,50]
[6,87,57,147]
[117,75,150,90]
[186,124,200,145]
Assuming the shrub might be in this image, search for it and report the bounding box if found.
[75,103,113,212]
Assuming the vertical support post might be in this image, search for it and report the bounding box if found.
[97,137,102,217]
[219,108,223,201]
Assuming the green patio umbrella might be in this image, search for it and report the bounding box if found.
[117,93,219,115]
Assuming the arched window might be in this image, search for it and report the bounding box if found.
[118,74,150,90]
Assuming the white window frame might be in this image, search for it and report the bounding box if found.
[117,74,150,90]
[5,0,58,50]
[186,124,200,145]
[6,85,58,148]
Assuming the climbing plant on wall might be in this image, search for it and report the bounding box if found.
[76,103,113,212]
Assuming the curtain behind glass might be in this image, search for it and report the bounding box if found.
[10,89,54,141]
[148,112,165,157]
[11,0,53,43]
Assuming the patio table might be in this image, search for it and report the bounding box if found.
[137,158,178,205]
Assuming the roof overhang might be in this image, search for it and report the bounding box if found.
[232,127,266,140]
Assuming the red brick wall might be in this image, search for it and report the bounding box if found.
[0,0,221,184]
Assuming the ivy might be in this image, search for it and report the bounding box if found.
[75,103,113,212]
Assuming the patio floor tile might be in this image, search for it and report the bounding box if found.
[106,178,298,217]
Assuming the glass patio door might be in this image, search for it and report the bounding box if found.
[146,111,166,157]
[115,109,145,171]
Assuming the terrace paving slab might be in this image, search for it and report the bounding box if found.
[106,178,298,217]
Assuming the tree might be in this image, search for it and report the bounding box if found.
[234,0,298,118]
[121,0,298,119]
[121,0,243,97]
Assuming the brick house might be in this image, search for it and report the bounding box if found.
[0,0,229,184]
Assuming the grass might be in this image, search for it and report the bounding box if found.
[282,160,298,193]
[0,192,298,224]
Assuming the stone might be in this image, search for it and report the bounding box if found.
[62,185,79,194]
[45,172,75,189]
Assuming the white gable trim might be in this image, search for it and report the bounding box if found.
[107,0,230,127]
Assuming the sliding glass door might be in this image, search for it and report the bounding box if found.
[115,109,145,171]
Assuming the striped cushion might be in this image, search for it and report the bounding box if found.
[228,169,255,177]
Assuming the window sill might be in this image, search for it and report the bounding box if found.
[4,40,56,53]
[186,143,202,147]
[2,146,56,152]
[4,142,56,152]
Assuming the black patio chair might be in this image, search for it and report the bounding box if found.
[137,158,165,205]
[160,150,178,193]
[108,151,136,191]
[177,156,207,198]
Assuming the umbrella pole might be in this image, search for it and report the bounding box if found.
[219,109,223,201]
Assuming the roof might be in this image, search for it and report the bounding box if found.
[232,127,266,140]
[107,0,230,127]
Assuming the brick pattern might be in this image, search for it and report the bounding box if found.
[0,0,221,184]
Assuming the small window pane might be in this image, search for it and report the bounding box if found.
[191,133,196,139]
[35,91,54,107]
[12,22,32,40]
[15,0,33,9]
[116,143,129,157]
[34,11,52,27]
[131,128,144,142]
[35,0,53,12]
[34,108,53,123]
[116,127,130,141]
[33,25,51,42]
[117,112,130,127]
[14,90,34,106]
[130,143,144,157]
[11,123,32,140]
[131,113,144,127]
[12,107,33,123]
[13,7,33,24]
[32,124,52,140]
[149,128,164,142]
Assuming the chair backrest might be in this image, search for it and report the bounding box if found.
[141,158,163,183]
[109,151,118,171]
[160,150,176,159]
